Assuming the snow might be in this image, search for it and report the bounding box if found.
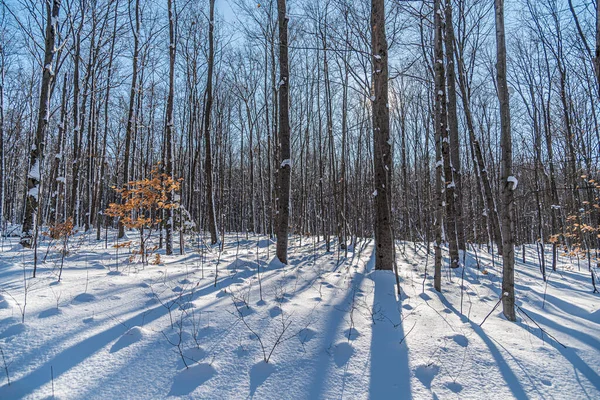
[27,186,39,200]
[0,232,599,399]
[507,175,518,190]
[44,64,54,77]
[281,159,292,168]
[28,160,40,181]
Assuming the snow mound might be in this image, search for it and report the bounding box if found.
[110,326,149,353]
[169,363,216,396]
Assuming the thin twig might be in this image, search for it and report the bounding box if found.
[517,306,567,349]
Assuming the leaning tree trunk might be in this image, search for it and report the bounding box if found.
[495,0,516,322]
[203,0,219,245]
[276,0,291,264]
[371,0,395,271]
[21,1,61,248]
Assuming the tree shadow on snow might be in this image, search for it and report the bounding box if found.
[306,248,370,399]
[249,360,275,398]
[517,308,600,394]
[0,254,267,399]
[433,291,529,400]
[368,251,412,399]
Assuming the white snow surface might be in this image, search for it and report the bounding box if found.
[28,160,40,181]
[0,232,598,399]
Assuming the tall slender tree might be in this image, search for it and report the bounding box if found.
[21,0,61,248]
[165,0,177,254]
[495,0,516,321]
[204,0,219,245]
[119,0,141,239]
[433,0,445,291]
[444,0,465,253]
[371,0,395,271]
[275,0,291,264]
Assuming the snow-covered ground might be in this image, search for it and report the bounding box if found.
[0,232,598,399]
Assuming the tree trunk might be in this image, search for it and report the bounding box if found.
[21,1,61,248]
[204,0,219,245]
[119,0,140,239]
[433,0,445,290]
[276,0,291,264]
[444,0,465,252]
[371,0,395,270]
[495,0,516,322]
[0,37,5,231]
[165,0,176,254]
[49,73,69,225]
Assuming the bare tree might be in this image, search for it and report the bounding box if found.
[495,0,515,321]
[371,0,395,271]
[204,0,219,245]
[433,0,445,291]
[119,0,141,239]
[275,0,291,264]
[165,0,177,254]
[21,0,61,248]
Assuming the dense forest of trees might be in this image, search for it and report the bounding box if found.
[0,0,599,320]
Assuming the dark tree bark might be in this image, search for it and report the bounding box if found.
[276,0,291,264]
[597,0,600,96]
[204,0,219,245]
[371,0,395,271]
[495,0,516,322]
[444,0,465,252]
[119,0,140,239]
[433,0,445,291]
[437,10,459,269]
[0,34,5,230]
[69,7,84,226]
[48,73,69,225]
[165,0,176,254]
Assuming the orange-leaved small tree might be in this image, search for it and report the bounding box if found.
[106,165,181,265]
